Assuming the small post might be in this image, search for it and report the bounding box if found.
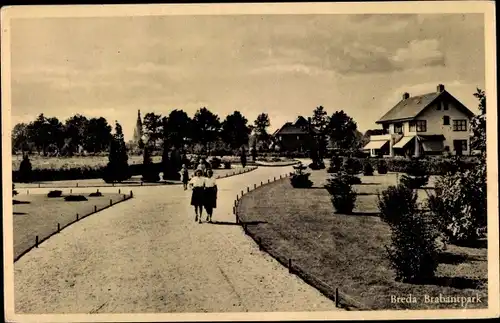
[70,189,72,194]
[261,181,263,185]
[233,206,235,215]
[288,259,292,273]
[76,213,79,220]
[110,199,112,206]
[35,236,38,248]
[57,223,60,232]
[94,205,97,213]
[130,190,133,198]
[254,183,257,189]
[119,189,121,194]
[268,179,270,183]
[335,288,339,308]
[280,175,282,179]
[241,190,244,196]
[236,195,239,201]
[247,187,250,193]
[274,176,276,181]
[27,189,29,195]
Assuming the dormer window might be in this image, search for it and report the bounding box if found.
[394,123,403,134]
[443,102,449,110]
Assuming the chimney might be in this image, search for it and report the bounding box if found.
[437,84,445,92]
[402,92,410,100]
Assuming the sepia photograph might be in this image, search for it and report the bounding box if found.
[2,1,498,322]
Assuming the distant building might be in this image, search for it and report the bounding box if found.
[363,84,475,157]
[272,116,316,152]
[132,110,144,146]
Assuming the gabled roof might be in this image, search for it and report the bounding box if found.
[376,90,476,124]
[274,123,310,135]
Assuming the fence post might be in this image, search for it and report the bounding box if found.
[268,179,270,183]
[94,205,97,213]
[76,213,79,220]
[288,259,292,273]
[110,199,112,206]
[35,236,38,248]
[236,195,239,201]
[261,181,263,186]
[119,189,121,194]
[254,183,257,189]
[130,190,133,198]
[335,288,339,308]
[241,190,244,196]
[247,187,250,193]
[274,176,276,181]
[70,189,72,194]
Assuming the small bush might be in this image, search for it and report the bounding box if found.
[377,159,388,174]
[343,157,363,175]
[363,160,374,176]
[47,190,63,198]
[400,158,429,189]
[309,160,326,170]
[210,157,222,169]
[64,195,88,202]
[378,185,418,226]
[327,155,343,173]
[223,161,231,169]
[89,190,103,197]
[142,147,160,182]
[427,161,486,245]
[290,173,313,188]
[325,172,357,214]
[18,155,33,183]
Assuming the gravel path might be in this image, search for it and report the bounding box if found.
[14,166,339,313]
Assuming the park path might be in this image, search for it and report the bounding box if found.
[14,166,339,314]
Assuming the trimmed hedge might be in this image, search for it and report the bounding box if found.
[356,157,479,175]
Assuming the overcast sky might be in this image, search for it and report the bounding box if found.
[10,13,485,141]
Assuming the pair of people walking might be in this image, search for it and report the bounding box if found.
[188,168,217,223]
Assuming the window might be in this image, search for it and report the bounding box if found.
[394,123,403,134]
[410,120,427,132]
[443,102,449,110]
[437,103,441,111]
[453,119,467,131]
[443,116,450,125]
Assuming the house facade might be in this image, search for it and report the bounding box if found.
[272,116,314,152]
[364,84,475,157]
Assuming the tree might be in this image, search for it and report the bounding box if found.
[141,145,160,182]
[18,154,33,183]
[163,110,192,149]
[64,114,89,155]
[471,88,486,153]
[12,123,30,153]
[103,122,130,183]
[192,107,221,155]
[27,114,65,156]
[327,110,358,153]
[84,117,112,154]
[311,106,330,160]
[240,147,247,168]
[253,113,271,144]
[221,111,251,150]
[143,112,163,148]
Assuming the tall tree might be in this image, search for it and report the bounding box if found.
[221,111,251,150]
[64,114,89,155]
[84,117,113,154]
[192,107,221,155]
[143,112,163,148]
[254,113,271,145]
[327,110,358,152]
[471,88,486,153]
[12,123,30,153]
[103,122,130,183]
[163,109,192,150]
[311,106,330,160]
[27,114,65,156]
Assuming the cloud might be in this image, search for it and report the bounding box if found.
[391,39,445,69]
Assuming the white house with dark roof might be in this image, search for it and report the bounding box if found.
[364,84,476,157]
[272,116,316,152]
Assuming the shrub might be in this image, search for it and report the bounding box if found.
[89,190,103,197]
[343,157,363,175]
[400,158,429,189]
[240,148,247,168]
[326,155,343,173]
[290,173,313,188]
[378,185,418,226]
[377,159,388,174]
[162,148,181,181]
[64,195,88,202]
[309,160,326,170]
[427,161,486,245]
[325,172,357,214]
[47,190,63,198]
[18,155,33,183]
[103,123,130,183]
[223,161,231,169]
[363,160,374,176]
[210,157,222,169]
[142,146,160,182]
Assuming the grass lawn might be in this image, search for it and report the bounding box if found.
[237,169,487,310]
[13,192,128,261]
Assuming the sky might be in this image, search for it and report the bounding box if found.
[9,13,485,141]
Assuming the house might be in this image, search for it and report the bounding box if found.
[272,116,315,152]
[364,84,476,157]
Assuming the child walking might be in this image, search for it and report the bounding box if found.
[204,169,218,223]
[188,169,205,223]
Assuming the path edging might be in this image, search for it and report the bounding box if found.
[14,192,135,263]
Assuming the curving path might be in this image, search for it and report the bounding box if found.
[13,166,339,314]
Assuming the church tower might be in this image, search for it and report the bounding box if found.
[133,109,143,145]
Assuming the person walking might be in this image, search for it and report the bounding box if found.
[189,169,205,223]
[181,164,189,190]
[204,169,217,223]
[197,159,207,176]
